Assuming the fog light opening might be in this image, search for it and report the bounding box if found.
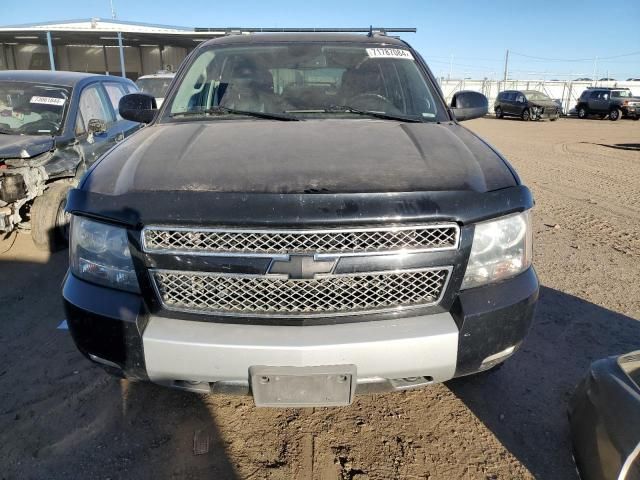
[390,376,434,390]
[480,345,517,370]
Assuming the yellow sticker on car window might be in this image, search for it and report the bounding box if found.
[366,48,414,60]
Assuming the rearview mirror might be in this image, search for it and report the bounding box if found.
[450,91,488,121]
[119,93,157,124]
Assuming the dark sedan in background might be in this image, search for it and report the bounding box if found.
[0,71,140,250]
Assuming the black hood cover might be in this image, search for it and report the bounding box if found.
[0,135,54,160]
[84,119,517,195]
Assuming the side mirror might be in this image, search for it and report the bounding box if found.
[87,118,107,135]
[119,93,157,124]
[450,91,488,121]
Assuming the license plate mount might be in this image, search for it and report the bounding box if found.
[250,365,357,407]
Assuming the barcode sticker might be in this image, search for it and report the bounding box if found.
[366,48,414,60]
[30,96,66,106]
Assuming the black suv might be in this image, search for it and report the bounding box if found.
[494,90,560,121]
[0,71,139,250]
[63,32,538,407]
[575,87,640,120]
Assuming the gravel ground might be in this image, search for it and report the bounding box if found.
[1,117,639,480]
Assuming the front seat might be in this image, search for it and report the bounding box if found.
[218,58,277,112]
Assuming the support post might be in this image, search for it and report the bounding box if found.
[46,31,55,71]
[0,43,7,70]
[117,32,126,78]
[10,45,17,69]
[138,46,144,76]
[102,45,109,74]
[159,45,164,71]
[503,49,509,84]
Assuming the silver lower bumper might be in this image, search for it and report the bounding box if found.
[142,313,459,395]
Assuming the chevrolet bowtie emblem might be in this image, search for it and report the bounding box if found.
[268,255,336,280]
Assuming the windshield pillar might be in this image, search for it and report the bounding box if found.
[46,31,55,71]
[117,32,126,78]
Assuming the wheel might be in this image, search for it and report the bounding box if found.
[521,109,530,121]
[495,107,503,119]
[31,181,73,252]
[608,108,622,121]
[577,106,588,119]
[550,117,558,122]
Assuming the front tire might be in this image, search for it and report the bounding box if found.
[577,106,588,119]
[31,181,73,252]
[495,107,503,119]
[521,109,530,121]
[608,108,622,121]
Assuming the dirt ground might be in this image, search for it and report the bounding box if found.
[1,117,639,480]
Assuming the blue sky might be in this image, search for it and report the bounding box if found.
[3,0,640,80]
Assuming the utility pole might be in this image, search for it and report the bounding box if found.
[592,56,597,85]
[503,49,509,84]
[110,0,117,19]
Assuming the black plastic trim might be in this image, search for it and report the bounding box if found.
[452,267,539,377]
[62,273,149,380]
[66,185,534,229]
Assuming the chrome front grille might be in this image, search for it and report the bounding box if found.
[142,224,459,256]
[151,267,452,318]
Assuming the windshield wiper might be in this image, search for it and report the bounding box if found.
[170,106,299,121]
[323,105,424,123]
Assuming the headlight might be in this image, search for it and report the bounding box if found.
[70,216,140,293]
[461,211,532,289]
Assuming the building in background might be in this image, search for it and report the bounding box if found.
[0,18,229,79]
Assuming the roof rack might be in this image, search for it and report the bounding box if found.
[194,27,417,36]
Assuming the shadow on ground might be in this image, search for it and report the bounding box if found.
[449,285,640,480]
[0,251,238,480]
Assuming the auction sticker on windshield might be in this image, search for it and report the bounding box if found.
[366,48,414,60]
[30,96,66,106]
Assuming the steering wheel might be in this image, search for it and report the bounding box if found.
[348,93,398,111]
[16,119,59,134]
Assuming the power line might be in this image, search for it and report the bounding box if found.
[510,50,640,62]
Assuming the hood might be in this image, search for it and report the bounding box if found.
[84,119,517,195]
[0,135,54,160]
[529,99,559,108]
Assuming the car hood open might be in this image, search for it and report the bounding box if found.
[0,135,54,160]
[84,119,517,195]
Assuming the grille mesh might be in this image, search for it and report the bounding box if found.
[143,225,458,255]
[152,268,450,317]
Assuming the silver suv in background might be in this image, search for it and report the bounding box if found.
[135,71,175,107]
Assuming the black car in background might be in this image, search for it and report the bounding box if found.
[0,71,140,250]
[494,90,560,121]
[575,87,640,121]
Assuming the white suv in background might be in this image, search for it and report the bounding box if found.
[135,71,175,107]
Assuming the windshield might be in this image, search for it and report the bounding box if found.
[136,77,173,98]
[524,91,551,101]
[611,90,632,98]
[164,43,444,122]
[0,81,71,135]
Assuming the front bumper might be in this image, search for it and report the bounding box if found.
[531,107,560,120]
[63,267,538,395]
